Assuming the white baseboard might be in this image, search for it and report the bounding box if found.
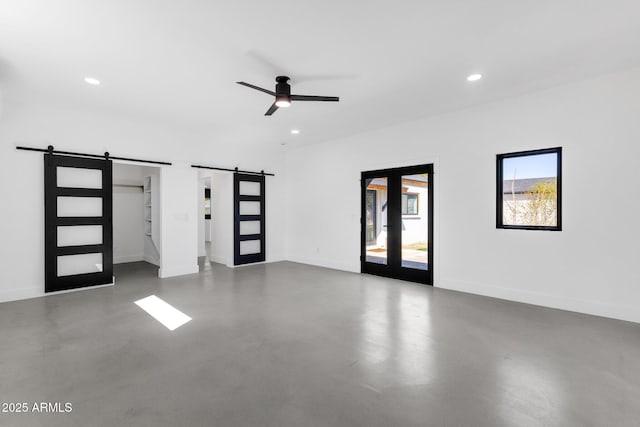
[114,254,144,264]
[144,254,160,266]
[0,281,114,304]
[438,278,640,324]
[159,264,199,278]
[209,255,228,265]
[285,255,359,274]
[45,281,115,297]
[227,256,285,269]
[0,286,44,304]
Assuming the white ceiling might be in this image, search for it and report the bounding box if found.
[2,0,640,149]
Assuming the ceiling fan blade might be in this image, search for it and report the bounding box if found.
[264,102,279,116]
[237,82,275,96]
[244,50,289,76]
[291,94,339,102]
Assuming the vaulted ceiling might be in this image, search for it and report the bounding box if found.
[2,0,640,148]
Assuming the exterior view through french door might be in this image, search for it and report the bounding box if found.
[44,154,113,292]
[361,164,433,285]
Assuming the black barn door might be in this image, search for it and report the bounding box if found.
[44,154,113,292]
[234,173,266,265]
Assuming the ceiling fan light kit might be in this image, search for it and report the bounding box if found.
[237,75,339,116]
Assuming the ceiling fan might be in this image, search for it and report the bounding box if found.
[236,76,339,116]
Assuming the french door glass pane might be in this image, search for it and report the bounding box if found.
[57,253,103,277]
[239,240,261,255]
[57,166,102,189]
[239,220,260,235]
[57,197,102,217]
[401,174,428,270]
[239,181,261,196]
[57,225,103,246]
[365,177,387,265]
[239,201,260,215]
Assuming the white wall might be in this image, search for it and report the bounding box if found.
[285,67,640,323]
[209,173,233,266]
[205,220,212,242]
[159,164,199,278]
[113,186,144,263]
[0,101,286,302]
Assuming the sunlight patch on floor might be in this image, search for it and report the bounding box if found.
[135,295,192,331]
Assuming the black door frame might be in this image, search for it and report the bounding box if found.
[361,164,433,285]
[44,154,113,293]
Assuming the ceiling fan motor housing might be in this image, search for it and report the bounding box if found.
[275,76,291,99]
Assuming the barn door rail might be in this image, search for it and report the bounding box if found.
[17,145,172,166]
[191,164,275,177]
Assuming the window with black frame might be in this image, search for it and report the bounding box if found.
[496,147,562,231]
[402,193,419,215]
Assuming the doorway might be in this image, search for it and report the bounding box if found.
[361,164,433,285]
[111,163,161,274]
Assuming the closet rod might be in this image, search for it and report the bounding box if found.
[191,164,275,176]
[16,145,172,166]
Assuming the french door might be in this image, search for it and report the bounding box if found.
[361,164,433,285]
[44,154,113,292]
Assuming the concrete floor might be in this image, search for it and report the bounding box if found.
[1,261,639,426]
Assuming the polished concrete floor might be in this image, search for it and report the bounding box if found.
[1,261,639,426]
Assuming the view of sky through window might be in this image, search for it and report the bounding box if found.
[502,153,557,180]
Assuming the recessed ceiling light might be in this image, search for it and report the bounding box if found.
[467,74,482,82]
[84,77,101,85]
[290,129,300,135]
